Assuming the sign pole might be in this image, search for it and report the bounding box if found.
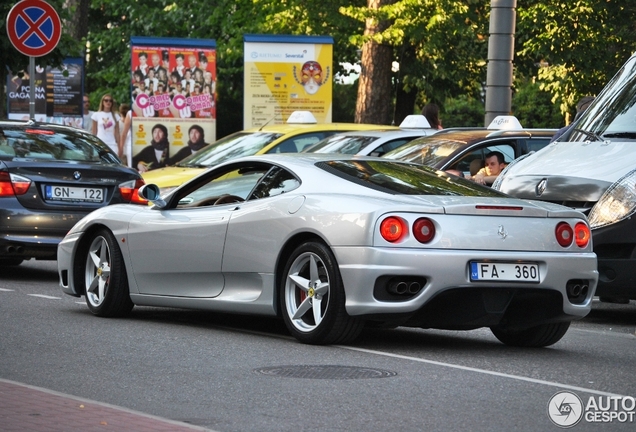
[29,57,35,120]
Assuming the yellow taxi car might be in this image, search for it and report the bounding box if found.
[142,111,397,192]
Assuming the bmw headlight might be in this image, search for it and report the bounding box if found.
[588,169,636,229]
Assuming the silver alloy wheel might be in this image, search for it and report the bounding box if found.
[85,235,111,308]
[284,251,330,333]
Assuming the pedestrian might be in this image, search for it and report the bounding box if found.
[91,94,120,155]
[82,95,94,133]
[119,103,132,166]
[422,103,443,130]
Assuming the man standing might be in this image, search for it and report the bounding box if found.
[82,95,94,133]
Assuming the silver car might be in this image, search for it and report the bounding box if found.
[58,154,598,346]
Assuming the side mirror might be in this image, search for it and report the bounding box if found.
[138,184,167,208]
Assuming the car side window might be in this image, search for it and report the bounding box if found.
[369,138,413,157]
[524,138,551,153]
[451,142,515,174]
[249,167,300,200]
[173,163,270,208]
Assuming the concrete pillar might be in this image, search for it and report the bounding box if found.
[484,0,516,126]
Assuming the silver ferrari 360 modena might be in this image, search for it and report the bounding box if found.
[58,154,598,347]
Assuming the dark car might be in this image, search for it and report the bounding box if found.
[383,116,556,178]
[0,121,147,266]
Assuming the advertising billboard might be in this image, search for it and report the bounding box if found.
[243,34,333,128]
[129,37,216,172]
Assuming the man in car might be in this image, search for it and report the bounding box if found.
[468,151,507,186]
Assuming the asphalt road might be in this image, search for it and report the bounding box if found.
[1,259,635,431]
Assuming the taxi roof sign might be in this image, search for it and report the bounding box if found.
[287,111,318,124]
[487,116,523,130]
[399,115,432,129]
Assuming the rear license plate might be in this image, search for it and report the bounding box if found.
[45,185,104,203]
[470,262,539,282]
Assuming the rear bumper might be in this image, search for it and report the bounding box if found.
[0,206,86,260]
[334,246,598,328]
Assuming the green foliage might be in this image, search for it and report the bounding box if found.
[4,0,636,131]
[442,95,484,128]
[512,78,564,128]
[333,81,358,123]
[517,0,636,116]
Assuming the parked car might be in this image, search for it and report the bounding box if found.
[382,116,556,181]
[0,121,147,266]
[494,53,636,303]
[303,115,438,156]
[58,154,597,346]
[142,111,396,193]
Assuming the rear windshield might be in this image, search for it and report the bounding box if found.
[316,160,505,196]
[0,127,120,163]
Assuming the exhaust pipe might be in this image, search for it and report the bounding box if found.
[388,281,408,295]
[408,282,421,294]
[7,246,15,253]
[569,284,582,297]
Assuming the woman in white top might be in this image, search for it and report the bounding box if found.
[91,94,120,155]
[118,103,133,167]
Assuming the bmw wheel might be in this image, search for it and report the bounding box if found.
[280,241,364,345]
[83,229,133,317]
[490,321,570,347]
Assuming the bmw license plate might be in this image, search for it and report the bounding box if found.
[45,185,104,203]
[470,262,539,282]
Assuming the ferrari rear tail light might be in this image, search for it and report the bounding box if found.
[119,179,148,205]
[555,222,573,247]
[380,216,407,243]
[413,217,435,243]
[574,222,591,248]
[0,171,31,196]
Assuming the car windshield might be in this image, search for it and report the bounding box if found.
[0,127,119,163]
[382,136,466,166]
[567,55,636,142]
[317,160,505,196]
[177,131,283,168]
[304,135,378,154]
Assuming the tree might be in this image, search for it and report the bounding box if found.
[353,0,396,125]
[517,0,636,117]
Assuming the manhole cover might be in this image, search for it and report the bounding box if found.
[254,365,397,379]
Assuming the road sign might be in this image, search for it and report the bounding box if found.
[6,0,62,57]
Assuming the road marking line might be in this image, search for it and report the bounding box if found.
[571,327,636,339]
[27,294,61,299]
[0,288,15,292]
[337,345,627,398]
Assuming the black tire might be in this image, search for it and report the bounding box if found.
[83,229,133,317]
[280,241,364,345]
[0,258,23,266]
[490,321,571,347]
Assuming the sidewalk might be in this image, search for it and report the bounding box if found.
[0,378,213,432]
